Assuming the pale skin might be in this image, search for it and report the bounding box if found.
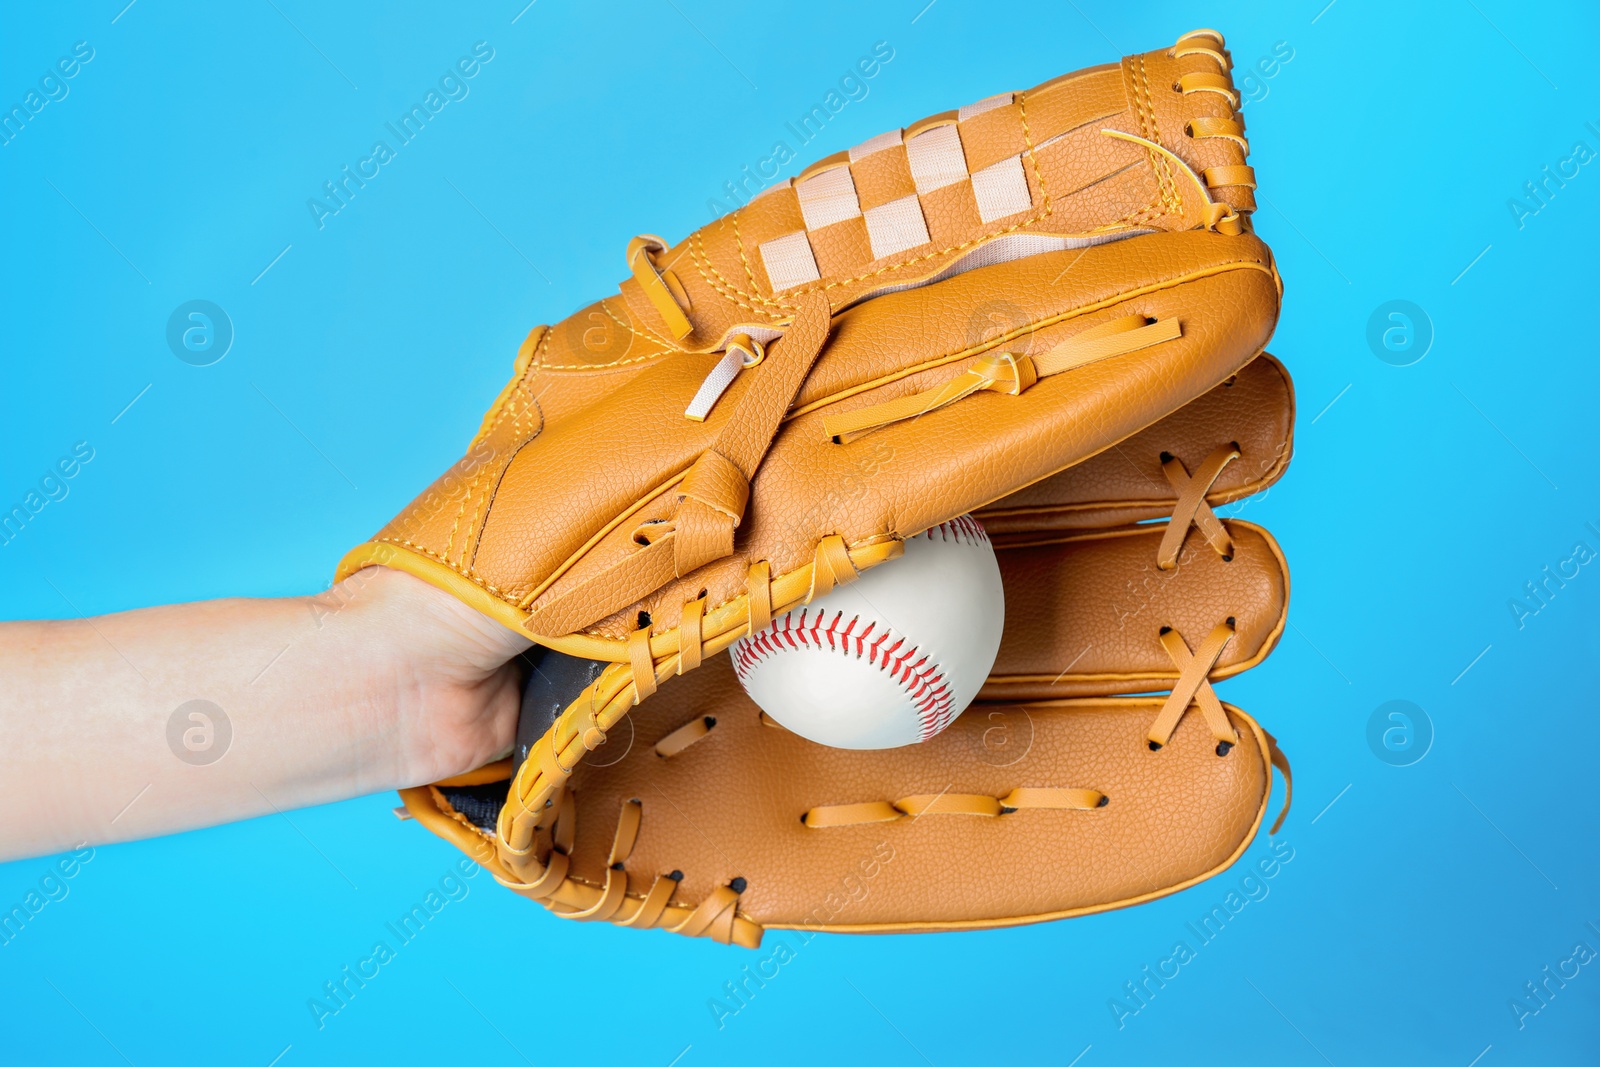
[0,566,532,864]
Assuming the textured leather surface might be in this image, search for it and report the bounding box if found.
[559,659,1270,931]
[982,520,1287,701]
[336,31,1279,662]
[977,352,1293,533]
[379,31,1294,941]
[402,347,1294,937]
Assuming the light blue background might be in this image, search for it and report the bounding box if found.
[3,1,1599,1063]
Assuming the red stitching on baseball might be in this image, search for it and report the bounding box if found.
[733,607,957,742]
[923,514,990,548]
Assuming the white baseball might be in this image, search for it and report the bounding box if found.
[730,515,1005,749]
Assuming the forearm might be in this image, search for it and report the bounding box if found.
[0,567,528,863]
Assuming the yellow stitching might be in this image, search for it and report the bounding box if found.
[536,297,676,372]
[605,291,678,352]
[441,478,475,562]
[1017,87,1051,222]
[1128,57,1171,217]
[730,207,760,297]
[371,537,518,599]
[692,231,793,316]
[1133,56,1179,217]
[539,253,1275,645]
[527,323,554,372]
[458,456,501,569]
[539,350,672,371]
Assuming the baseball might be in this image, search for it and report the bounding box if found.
[730,514,1005,749]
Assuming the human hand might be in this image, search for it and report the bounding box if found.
[340,565,533,788]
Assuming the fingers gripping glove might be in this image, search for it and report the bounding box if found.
[403,353,1295,946]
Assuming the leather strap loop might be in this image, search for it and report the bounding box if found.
[1263,728,1293,834]
[1177,72,1239,107]
[804,787,1106,827]
[822,315,1178,443]
[628,625,657,705]
[746,561,773,636]
[654,714,716,758]
[1205,164,1256,190]
[676,596,704,675]
[673,450,750,575]
[525,293,833,637]
[677,449,750,521]
[671,499,737,577]
[1187,115,1248,151]
[808,535,858,601]
[606,799,643,866]
[627,235,694,340]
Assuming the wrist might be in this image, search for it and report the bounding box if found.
[338,565,531,788]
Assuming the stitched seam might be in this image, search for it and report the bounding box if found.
[694,231,794,316]
[466,250,1270,622]
[1017,88,1052,223]
[442,476,476,562]
[458,458,502,569]
[607,290,677,352]
[527,324,553,372]
[539,299,675,371]
[732,608,956,742]
[1134,56,1182,218]
[729,210,763,305]
[372,537,517,598]
[784,258,1272,422]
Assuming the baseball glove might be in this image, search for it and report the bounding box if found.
[408,352,1294,945]
[342,28,1289,943]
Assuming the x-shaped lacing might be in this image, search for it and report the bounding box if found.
[1156,443,1239,570]
[1147,619,1238,750]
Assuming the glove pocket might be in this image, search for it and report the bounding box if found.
[549,671,1282,937]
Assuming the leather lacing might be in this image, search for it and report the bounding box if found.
[1169,29,1257,201]
[494,27,1276,929]
[523,288,837,639]
[1147,439,1292,833]
[651,710,1109,830]
[490,531,888,945]
[802,787,1107,828]
[499,794,752,944]
[482,432,1291,942]
[627,235,693,341]
[822,314,1182,443]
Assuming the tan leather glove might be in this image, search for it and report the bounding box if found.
[403,353,1294,946]
[350,29,1289,944]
